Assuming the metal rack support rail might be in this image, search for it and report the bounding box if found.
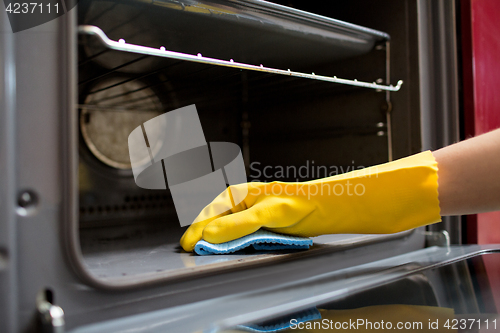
[385,40,394,161]
[78,25,403,92]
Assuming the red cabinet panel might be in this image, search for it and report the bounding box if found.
[462,0,500,244]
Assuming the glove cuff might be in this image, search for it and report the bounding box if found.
[325,150,442,234]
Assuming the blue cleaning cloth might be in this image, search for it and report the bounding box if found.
[194,229,313,256]
[236,308,322,332]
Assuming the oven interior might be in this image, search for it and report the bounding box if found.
[76,0,422,285]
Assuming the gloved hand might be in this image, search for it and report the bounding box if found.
[180,151,441,252]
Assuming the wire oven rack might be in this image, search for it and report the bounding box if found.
[78,25,403,92]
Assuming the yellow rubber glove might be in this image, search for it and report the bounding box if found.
[180,151,441,252]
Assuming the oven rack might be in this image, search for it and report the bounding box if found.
[78,25,403,92]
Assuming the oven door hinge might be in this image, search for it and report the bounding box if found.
[423,230,451,248]
[36,289,65,333]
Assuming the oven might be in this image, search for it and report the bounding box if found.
[1,0,498,332]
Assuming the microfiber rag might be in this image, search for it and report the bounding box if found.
[194,229,313,256]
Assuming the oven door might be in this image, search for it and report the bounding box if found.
[68,245,500,333]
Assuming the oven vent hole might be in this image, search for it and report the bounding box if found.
[79,194,169,216]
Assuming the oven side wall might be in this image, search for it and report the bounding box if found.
[0,8,19,333]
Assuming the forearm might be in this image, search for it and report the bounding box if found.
[181,129,500,251]
[432,128,500,216]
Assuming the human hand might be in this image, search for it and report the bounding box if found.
[180,151,441,252]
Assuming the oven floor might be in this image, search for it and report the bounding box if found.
[81,225,397,281]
